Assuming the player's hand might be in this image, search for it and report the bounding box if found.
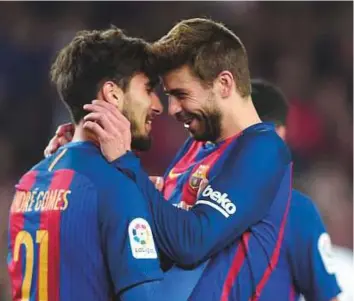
[83,100,131,162]
[149,176,164,191]
[44,123,74,157]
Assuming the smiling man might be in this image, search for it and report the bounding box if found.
[7,28,165,301]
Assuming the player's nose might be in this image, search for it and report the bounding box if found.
[151,92,163,115]
[168,96,182,117]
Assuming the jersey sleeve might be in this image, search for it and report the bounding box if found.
[113,131,291,266]
[98,171,163,295]
[290,196,341,301]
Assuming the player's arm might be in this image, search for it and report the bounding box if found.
[86,100,290,265]
[98,172,164,298]
[114,132,291,265]
[291,194,341,301]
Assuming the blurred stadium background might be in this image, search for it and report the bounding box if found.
[0,1,352,300]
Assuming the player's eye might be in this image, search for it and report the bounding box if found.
[175,93,187,100]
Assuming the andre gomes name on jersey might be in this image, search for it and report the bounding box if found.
[10,189,70,213]
[196,185,236,218]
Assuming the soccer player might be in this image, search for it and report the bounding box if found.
[7,28,166,301]
[143,80,341,301]
[182,80,341,301]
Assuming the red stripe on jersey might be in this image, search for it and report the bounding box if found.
[289,285,296,301]
[42,169,75,301]
[163,141,202,200]
[250,164,293,301]
[220,231,251,301]
[9,170,38,301]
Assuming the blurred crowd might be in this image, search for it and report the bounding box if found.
[0,2,352,299]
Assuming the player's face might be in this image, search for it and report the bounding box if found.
[162,65,222,142]
[122,73,163,151]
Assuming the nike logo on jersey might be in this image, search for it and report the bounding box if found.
[168,168,183,179]
[196,185,236,218]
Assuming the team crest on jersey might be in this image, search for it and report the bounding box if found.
[129,218,157,259]
[189,165,209,189]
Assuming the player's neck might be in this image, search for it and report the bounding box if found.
[216,96,262,142]
[72,121,100,146]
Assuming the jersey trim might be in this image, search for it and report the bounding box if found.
[48,149,68,172]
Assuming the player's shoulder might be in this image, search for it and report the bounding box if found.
[233,122,291,162]
[34,141,131,192]
[241,122,288,147]
[288,189,326,238]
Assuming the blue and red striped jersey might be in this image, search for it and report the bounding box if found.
[159,123,340,300]
[159,124,292,301]
[7,141,163,301]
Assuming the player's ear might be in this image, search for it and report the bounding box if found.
[214,71,234,99]
[99,81,124,110]
[276,125,287,142]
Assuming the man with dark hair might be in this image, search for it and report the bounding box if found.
[7,27,165,301]
[251,79,288,131]
[50,28,161,151]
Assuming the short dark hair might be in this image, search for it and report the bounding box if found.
[152,18,251,97]
[50,27,156,123]
[251,79,288,126]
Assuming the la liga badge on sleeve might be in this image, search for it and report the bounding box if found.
[128,218,158,259]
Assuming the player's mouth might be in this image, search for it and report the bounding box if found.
[183,118,194,129]
[183,117,201,132]
[145,116,154,132]
[176,112,199,130]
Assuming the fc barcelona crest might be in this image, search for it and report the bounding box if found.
[189,165,209,189]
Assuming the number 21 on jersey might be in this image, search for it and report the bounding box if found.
[13,230,49,301]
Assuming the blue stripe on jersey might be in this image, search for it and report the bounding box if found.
[59,172,111,301]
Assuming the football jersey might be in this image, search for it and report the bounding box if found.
[161,123,340,300]
[7,141,163,301]
[114,123,292,300]
[161,125,340,300]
